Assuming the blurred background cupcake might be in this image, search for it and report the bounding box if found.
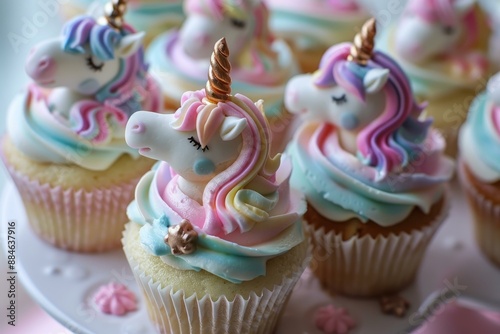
[285,19,454,297]
[267,0,369,73]
[60,0,184,44]
[122,38,309,333]
[458,72,500,267]
[479,0,500,69]
[377,0,492,156]
[146,0,298,154]
[1,1,162,252]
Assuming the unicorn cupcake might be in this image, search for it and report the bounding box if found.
[285,19,454,297]
[458,72,500,268]
[377,0,491,156]
[1,1,162,252]
[146,0,297,153]
[60,0,184,45]
[266,0,369,73]
[123,38,308,333]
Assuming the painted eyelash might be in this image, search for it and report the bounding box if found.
[442,25,455,35]
[188,136,209,152]
[332,94,347,105]
[86,56,104,72]
[230,17,246,29]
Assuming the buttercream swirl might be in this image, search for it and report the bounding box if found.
[147,31,296,117]
[376,0,490,100]
[7,85,147,170]
[377,26,487,98]
[267,0,368,50]
[459,92,500,182]
[66,0,184,35]
[8,15,162,170]
[127,161,305,283]
[288,122,453,226]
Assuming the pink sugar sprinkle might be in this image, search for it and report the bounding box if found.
[315,305,356,334]
[93,282,137,316]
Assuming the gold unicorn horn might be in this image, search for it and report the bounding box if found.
[99,0,128,30]
[206,38,232,104]
[348,18,377,66]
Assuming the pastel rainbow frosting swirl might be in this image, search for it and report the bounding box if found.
[8,15,161,170]
[459,84,500,182]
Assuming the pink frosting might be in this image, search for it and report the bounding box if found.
[93,282,137,316]
[493,106,500,135]
[267,0,362,17]
[166,32,285,86]
[315,305,356,334]
[414,302,500,334]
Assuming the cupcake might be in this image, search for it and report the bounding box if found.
[377,0,491,156]
[1,3,162,252]
[458,72,500,267]
[123,38,308,333]
[146,0,298,154]
[285,19,454,297]
[60,0,184,45]
[266,0,369,73]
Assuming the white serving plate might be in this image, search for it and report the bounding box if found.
[2,179,500,334]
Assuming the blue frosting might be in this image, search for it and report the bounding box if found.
[287,123,453,225]
[126,163,305,283]
[146,30,295,118]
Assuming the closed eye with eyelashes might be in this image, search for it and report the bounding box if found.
[332,94,347,105]
[230,17,246,29]
[86,55,104,72]
[188,136,209,152]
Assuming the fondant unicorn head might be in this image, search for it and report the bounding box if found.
[285,19,430,179]
[24,0,161,144]
[395,0,477,63]
[25,1,148,113]
[179,0,273,63]
[126,38,284,240]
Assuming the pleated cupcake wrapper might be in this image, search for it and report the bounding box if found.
[458,160,500,267]
[124,229,311,334]
[306,195,449,298]
[5,163,138,253]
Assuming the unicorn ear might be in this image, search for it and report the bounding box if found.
[220,116,247,141]
[115,32,145,58]
[363,68,389,94]
[454,0,475,15]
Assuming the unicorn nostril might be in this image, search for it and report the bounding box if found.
[38,57,50,69]
[26,54,56,83]
[131,122,145,134]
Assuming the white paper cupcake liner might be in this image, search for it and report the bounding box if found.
[458,160,500,267]
[306,194,450,297]
[5,163,139,253]
[123,225,311,334]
